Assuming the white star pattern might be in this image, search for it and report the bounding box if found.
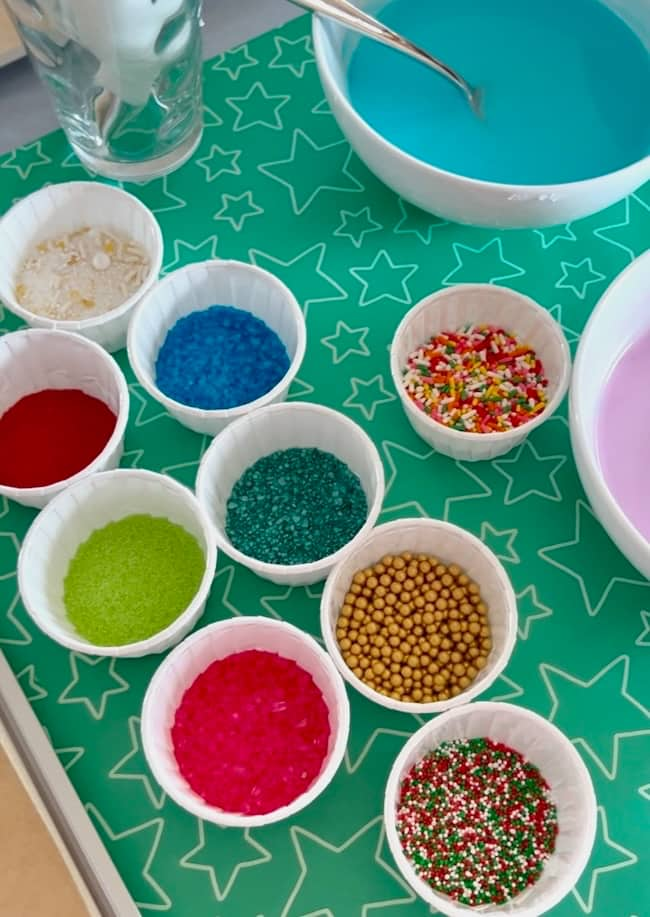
[343,375,397,421]
[179,820,272,901]
[571,806,638,913]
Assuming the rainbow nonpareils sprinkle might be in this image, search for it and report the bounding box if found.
[402,325,549,433]
[396,737,558,906]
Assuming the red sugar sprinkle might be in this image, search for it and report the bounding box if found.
[172,649,331,815]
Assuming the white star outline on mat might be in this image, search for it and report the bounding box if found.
[202,104,223,128]
[334,207,382,249]
[548,303,581,347]
[321,321,370,364]
[87,807,171,911]
[17,664,47,702]
[493,440,566,505]
[269,34,314,78]
[534,223,577,249]
[343,375,397,421]
[540,655,650,780]
[226,82,290,132]
[212,564,244,617]
[211,44,258,80]
[133,176,187,215]
[571,806,638,913]
[1,139,51,179]
[287,377,315,399]
[213,191,263,231]
[381,441,491,521]
[538,500,650,617]
[163,236,219,274]
[280,817,415,917]
[180,820,272,901]
[344,719,424,775]
[516,585,553,640]
[480,522,520,564]
[128,384,170,427]
[55,745,84,772]
[486,674,524,703]
[639,784,650,802]
[109,715,165,809]
[259,131,363,216]
[249,242,347,318]
[635,610,650,647]
[196,144,242,183]
[160,438,210,485]
[59,654,129,720]
[0,593,32,647]
[0,531,20,578]
[350,250,418,307]
[555,257,606,299]
[442,238,525,285]
[394,197,447,244]
[593,193,650,262]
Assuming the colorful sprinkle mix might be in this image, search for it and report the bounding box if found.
[172,649,331,814]
[402,325,549,433]
[396,737,558,906]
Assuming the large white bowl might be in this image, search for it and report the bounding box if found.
[312,0,650,228]
[570,250,650,579]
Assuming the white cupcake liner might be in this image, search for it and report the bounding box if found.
[0,181,163,352]
[384,702,598,916]
[127,259,307,435]
[390,284,572,461]
[141,616,351,827]
[320,518,517,714]
[0,329,129,509]
[195,401,386,586]
[18,469,218,657]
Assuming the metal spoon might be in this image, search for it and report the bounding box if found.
[291,0,482,116]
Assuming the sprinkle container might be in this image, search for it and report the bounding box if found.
[0,328,129,509]
[321,518,517,714]
[390,284,571,461]
[0,181,163,352]
[195,401,385,586]
[384,702,597,916]
[127,259,307,435]
[141,616,350,827]
[18,469,217,657]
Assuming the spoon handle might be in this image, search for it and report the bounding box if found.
[290,0,478,111]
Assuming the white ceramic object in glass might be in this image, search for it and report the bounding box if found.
[312,0,650,228]
[0,329,129,509]
[195,401,385,586]
[141,616,351,827]
[321,518,517,713]
[127,259,307,435]
[390,284,571,461]
[0,182,163,352]
[570,249,650,578]
[384,702,597,916]
[18,469,218,657]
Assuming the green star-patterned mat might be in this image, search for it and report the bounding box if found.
[1,14,649,917]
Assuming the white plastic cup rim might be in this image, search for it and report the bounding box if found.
[17,468,218,657]
[140,615,351,827]
[195,401,386,582]
[320,517,518,714]
[127,259,307,422]
[0,181,163,332]
[0,328,130,504]
[390,283,572,448]
[383,701,598,916]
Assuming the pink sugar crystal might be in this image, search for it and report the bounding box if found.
[171,649,332,815]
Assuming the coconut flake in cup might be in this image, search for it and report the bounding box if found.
[18,469,217,658]
[141,616,350,827]
[127,259,307,435]
[0,329,129,509]
[384,702,597,916]
[320,518,517,714]
[390,284,571,461]
[0,181,163,352]
[195,401,385,586]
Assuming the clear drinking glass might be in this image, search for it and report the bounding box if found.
[6,0,204,180]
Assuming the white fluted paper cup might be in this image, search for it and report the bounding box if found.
[18,469,217,657]
[0,329,129,509]
[390,284,571,461]
[321,518,517,714]
[196,402,385,586]
[0,181,162,352]
[384,702,597,916]
[127,259,307,435]
[141,616,350,827]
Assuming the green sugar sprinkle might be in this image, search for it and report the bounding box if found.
[225,447,368,565]
[64,514,205,646]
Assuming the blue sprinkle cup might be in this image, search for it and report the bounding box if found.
[155,305,291,410]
